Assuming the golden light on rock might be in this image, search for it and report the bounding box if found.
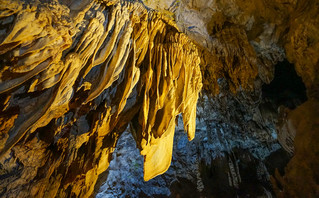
[0,0,318,197]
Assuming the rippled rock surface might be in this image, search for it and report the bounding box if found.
[0,0,202,196]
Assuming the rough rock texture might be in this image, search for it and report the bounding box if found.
[0,0,319,197]
[144,0,319,90]
[143,1,319,197]
[272,99,319,198]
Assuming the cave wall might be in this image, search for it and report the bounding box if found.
[0,0,318,197]
[272,99,319,197]
[143,1,319,196]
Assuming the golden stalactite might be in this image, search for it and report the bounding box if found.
[131,18,202,180]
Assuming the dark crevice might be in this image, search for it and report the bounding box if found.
[262,59,307,109]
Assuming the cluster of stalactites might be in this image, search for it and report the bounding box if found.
[0,0,202,186]
[132,17,202,180]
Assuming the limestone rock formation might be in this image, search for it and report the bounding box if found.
[0,0,319,197]
[143,1,319,196]
[0,0,202,196]
[96,87,282,197]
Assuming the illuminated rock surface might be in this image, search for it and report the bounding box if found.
[0,0,318,197]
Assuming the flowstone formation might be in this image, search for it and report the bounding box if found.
[0,0,319,197]
[0,0,202,196]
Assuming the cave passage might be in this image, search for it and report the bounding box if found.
[262,59,307,109]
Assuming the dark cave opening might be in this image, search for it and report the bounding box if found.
[262,59,307,109]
